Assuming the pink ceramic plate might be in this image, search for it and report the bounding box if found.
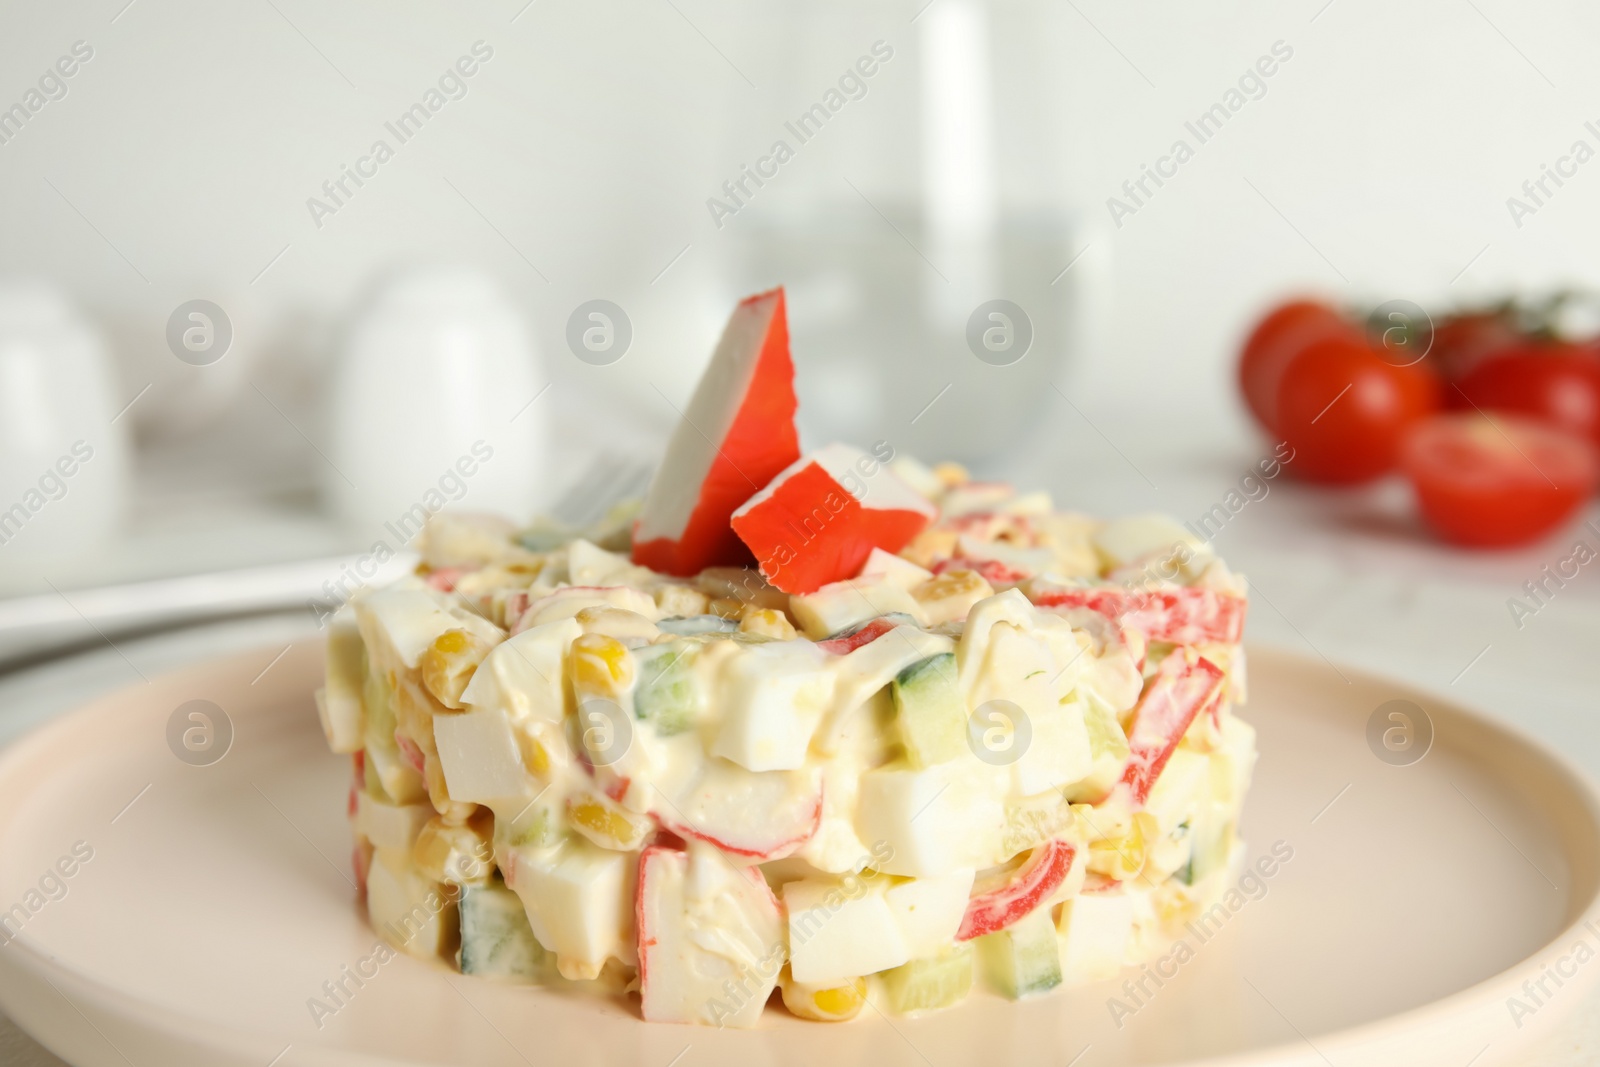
[0,641,1595,1067]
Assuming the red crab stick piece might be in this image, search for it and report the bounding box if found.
[1118,653,1226,806]
[731,443,935,594]
[934,557,1032,586]
[815,615,902,655]
[956,838,1076,941]
[1030,584,1246,645]
[632,288,801,577]
[637,844,784,1026]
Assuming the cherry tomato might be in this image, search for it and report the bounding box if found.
[1238,299,1358,433]
[1428,311,1521,382]
[1275,337,1441,484]
[1451,343,1600,448]
[1402,414,1597,547]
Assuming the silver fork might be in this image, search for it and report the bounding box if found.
[0,454,657,670]
[544,453,654,531]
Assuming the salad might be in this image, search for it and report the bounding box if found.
[316,289,1256,1026]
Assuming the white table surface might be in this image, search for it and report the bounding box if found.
[2,399,1597,1065]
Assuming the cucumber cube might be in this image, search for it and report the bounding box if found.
[1179,806,1233,886]
[495,800,559,850]
[633,643,700,736]
[977,908,1062,999]
[656,615,738,637]
[879,943,975,1014]
[1060,693,1131,802]
[1002,791,1076,857]
[458,881,546,981]
[892,653,967,767]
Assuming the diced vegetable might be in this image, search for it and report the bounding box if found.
[459,618,578,723]
[977,908,1062,998]
[891,653,967,767]
[1002,792,1076,857]
[567,791,652,851]
[412,813,494,884]
[458,881,546,981]
[739,606,797,640]
[493,798,559,850]
[354,587,463,669]
[656,614,738,636]
[632,642,702,736]
[1088,812,1156,882]
[419,626,502,709]
[1178,806,1233,886]
[1144,748,1210,837]
[569,632,635,700]
[780,972,867,1022]
[1061,692,1131,803]
[880,944,975,1014]
[501,837,634,981]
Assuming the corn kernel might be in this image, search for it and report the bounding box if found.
[413,813,494,884]
[933,461,969,488]
[419,628,495,709]
[567,794,650,850]
[434,630,469,654]
[570,633,633,697]
[739,606,797,640]
[781,971,866,1021]
[1088,812,1158,881]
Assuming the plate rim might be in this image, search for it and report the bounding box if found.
[0,638,1595,1067]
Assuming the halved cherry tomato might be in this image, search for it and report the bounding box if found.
[1451,343,1600,448]
[1238,299,1359,433]
[1275,336,1440,484]
[1401,414,1597,547]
